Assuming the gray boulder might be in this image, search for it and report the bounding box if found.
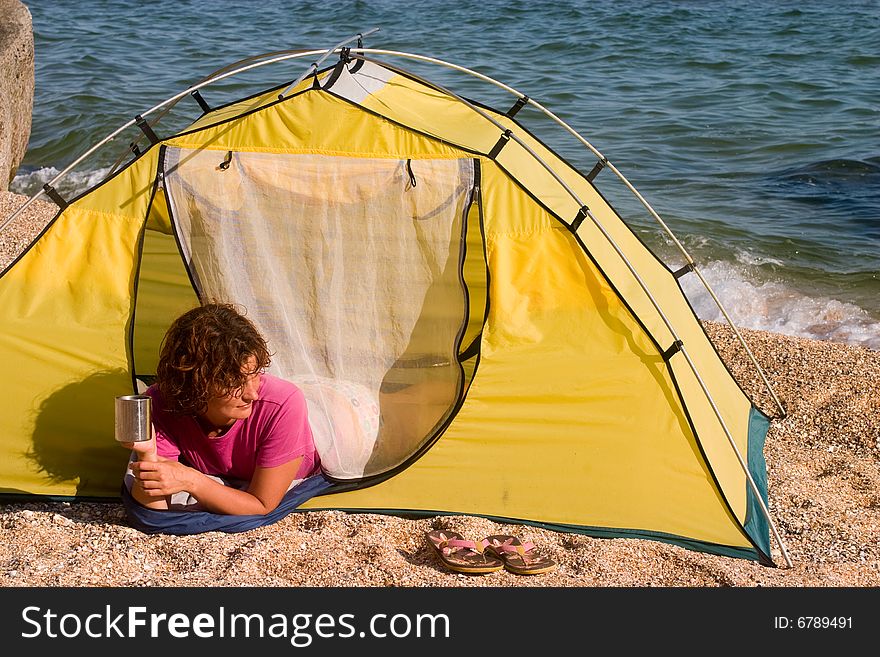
[0,0,34,190]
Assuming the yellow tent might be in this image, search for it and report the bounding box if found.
[0,42,787,565]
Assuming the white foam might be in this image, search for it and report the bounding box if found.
[10,166,112,199]
[681,260,880,350]
[732,247,785,268]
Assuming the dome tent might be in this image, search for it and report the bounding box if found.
[0,33,791,566]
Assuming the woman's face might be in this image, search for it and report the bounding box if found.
[202,355,262,427]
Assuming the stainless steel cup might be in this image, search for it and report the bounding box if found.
[114,394,153,442]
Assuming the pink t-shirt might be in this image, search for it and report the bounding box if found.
[146,374,320,482]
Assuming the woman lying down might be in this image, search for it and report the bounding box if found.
[120,303,325,517]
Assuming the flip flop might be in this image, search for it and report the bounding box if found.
[425,530,504,574]
[484,534,556,575]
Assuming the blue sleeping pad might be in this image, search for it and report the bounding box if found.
[121,473,335,535]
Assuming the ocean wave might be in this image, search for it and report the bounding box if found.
[774,157,880,184]
[10,166,112,200]
[681,260,880,350]
[732,248,785,268]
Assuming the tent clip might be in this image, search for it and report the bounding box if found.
[324,49,352,91]
[506,95,529,118]
[217,151,233,171]
[662,340,684,362]
[571,205,590,231]
[129,142,142,157]
[586,157,608,182]
[488,129,513,159]
[673,262,695,279]
[350,35,366,73]
[135,114,159,145]
[405,159,417,189]
[190,89,212,114]
[42,183,68,210]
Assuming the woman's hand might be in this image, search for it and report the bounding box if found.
[118,425,158,462]
[131,460,198,497]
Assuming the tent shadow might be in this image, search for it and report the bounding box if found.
[26,369,134,498]
[573,245,695,445]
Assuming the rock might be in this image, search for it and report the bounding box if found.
[0,0,34,189]
[52,513,72,526]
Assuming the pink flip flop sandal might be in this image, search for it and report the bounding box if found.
[484,534,556,575]
[426,530,504,574]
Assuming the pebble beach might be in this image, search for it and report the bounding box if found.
[1,190,878,588]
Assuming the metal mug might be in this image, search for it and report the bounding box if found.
[114,394,153,443]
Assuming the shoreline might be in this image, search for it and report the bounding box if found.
[0,190,878,586]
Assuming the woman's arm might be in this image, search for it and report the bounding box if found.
[119,434,171,511]
[132,456,303,515]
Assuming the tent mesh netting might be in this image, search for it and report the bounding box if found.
[164,149,475,479]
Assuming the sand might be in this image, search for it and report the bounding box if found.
[0,189,878,587]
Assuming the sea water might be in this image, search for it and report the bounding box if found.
[10,0,879,349]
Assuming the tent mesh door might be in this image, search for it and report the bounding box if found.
[164,148,474,479]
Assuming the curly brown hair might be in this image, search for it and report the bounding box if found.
[156,303,272,415]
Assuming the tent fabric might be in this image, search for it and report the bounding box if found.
[120,473,333,535]
[0,55,775,563]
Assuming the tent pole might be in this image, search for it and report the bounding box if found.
[277,28,379,100]
[346,49,786,420]
[351,52,794,567]
[108,32,376,174]
[555,145,787,419]
[0,43,790,422]
[106,48,326,176]
[679,345,794,568]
